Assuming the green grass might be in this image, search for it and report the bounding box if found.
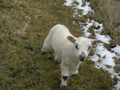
[0,0,115,90]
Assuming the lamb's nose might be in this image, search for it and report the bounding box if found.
[79,56,85,61]
[79,53,86,61]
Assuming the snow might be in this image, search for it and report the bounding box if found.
[112,45,120,58]
[80,20,104,37]
[91,43,116,67]
[64,0,120,89]
[80,19,93,37]
[75,0,93,15]
[64,0,73,6]
[64,0,94,15]
[112,45,120,54]
[115,80,120,90]
[95,34,111,44]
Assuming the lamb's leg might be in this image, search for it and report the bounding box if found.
[54,52,58,61]
[41,34,51,54]
[69,70,78,76]
[60,63,69,87]
[69,63,80,76]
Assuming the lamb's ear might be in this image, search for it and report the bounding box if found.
[67,36,76,43]
[91,39,103,46]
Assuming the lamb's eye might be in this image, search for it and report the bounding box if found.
[75,44,79,50]
[88,46,91,50]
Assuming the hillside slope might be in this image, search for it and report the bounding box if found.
[0,0,116,90]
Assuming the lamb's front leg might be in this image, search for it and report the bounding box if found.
[60,63,69,87]
[69,62,81,76]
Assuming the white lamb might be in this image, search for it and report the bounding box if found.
[41,24,101,87]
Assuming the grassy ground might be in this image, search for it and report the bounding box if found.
[90,0,120,45]
[0,0,115,90]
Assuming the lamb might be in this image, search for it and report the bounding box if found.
[41,24,101,87]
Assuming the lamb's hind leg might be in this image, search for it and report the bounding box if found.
[54,52,58,61]
[54,52,61,63]
[41,34,51,55]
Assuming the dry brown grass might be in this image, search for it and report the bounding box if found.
[90,0,120,45]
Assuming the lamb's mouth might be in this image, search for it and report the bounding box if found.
[79,57,86,61]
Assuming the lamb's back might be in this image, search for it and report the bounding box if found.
[50,24,72,49]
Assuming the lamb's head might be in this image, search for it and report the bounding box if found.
[67,36,102,61]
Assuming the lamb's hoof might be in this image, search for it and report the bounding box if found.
[60,86,67,90]
[70,70,78,76]
[74,70,78,75]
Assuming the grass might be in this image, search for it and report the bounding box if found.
[89,0,120,45]
[0,0,116,90]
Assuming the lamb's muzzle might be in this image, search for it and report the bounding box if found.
[79,53,86,61]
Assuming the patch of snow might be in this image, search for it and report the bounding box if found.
[112,45,120,58]
[95,34,111,44]
[90,43,116,67]
[64,0,94,15]
[64,0,73,6]
[90,55,99,62]
[93,22,103,33]
[112,45,120,54]
[80,20,107,40]
[80,19,93,37]
[75,0,93,15]
[115,81,120,90]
